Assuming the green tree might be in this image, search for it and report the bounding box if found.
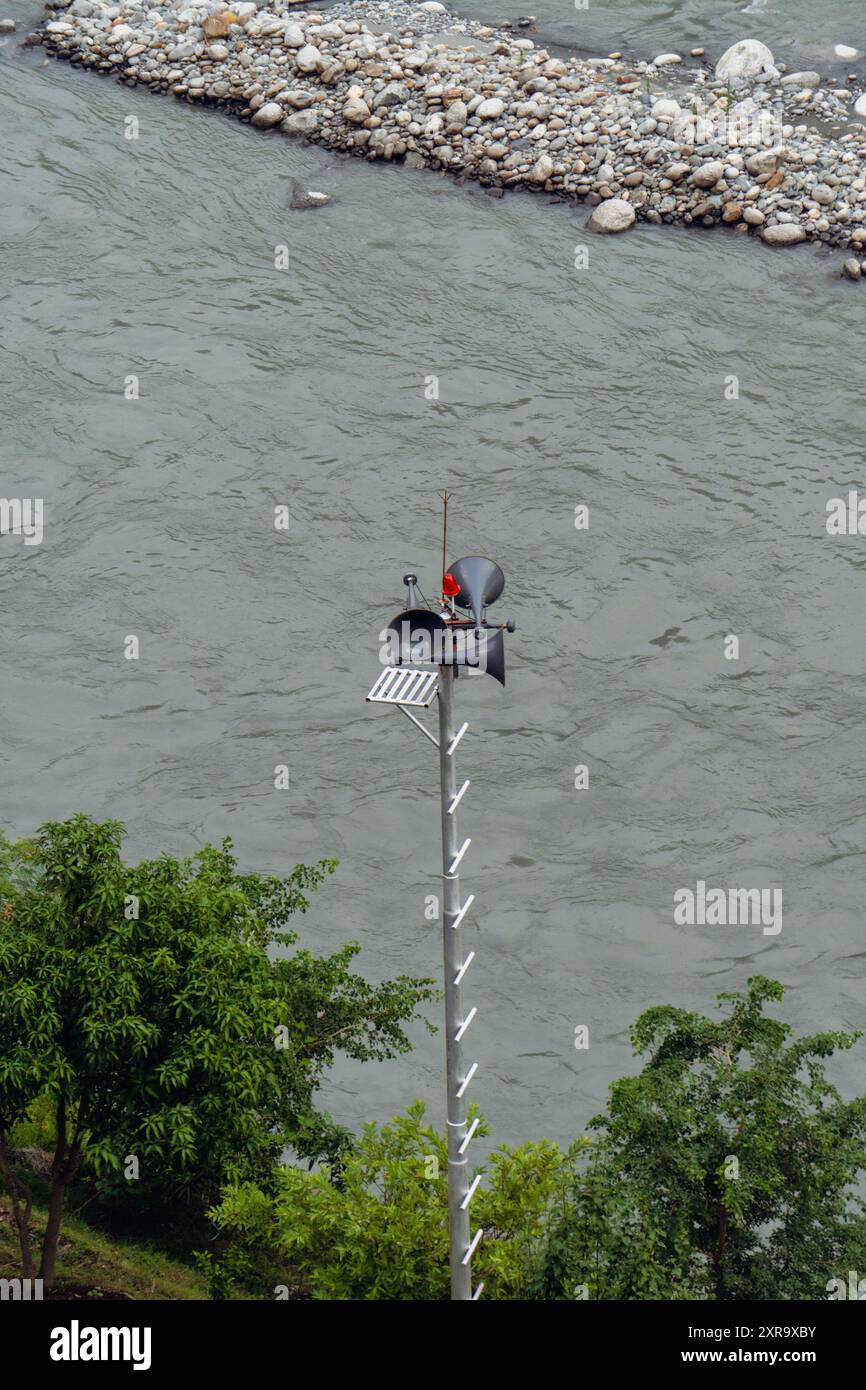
[533,976,866,1300]
[211,1100,579,1300]
[0,814,435,1287]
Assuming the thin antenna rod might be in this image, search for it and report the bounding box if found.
[439,490,450,592]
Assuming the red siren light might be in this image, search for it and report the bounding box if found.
[442,572,460,598]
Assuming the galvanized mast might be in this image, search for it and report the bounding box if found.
[437,662,474,1300]
[366,510,512,1301]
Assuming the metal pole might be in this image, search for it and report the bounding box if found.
[437,663,472,1301]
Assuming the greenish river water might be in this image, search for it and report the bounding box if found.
[2,0,865,1146]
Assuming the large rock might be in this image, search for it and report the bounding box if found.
[651,98,680,121]
[445,100,468,130]
[587,198,636,234]
[294,44,323,74]
[761,224,806,246]
[290,181,331,209]
[343,95,370,124]
[745,146,787,177]
[528,153,553,184]
[780,71,820,87]
[477,97,505,119]
[690,160,725,189]
[715,40,776,83]
[202,14,230,38]
[251,102,284,128]
[283,109,318,135]
[373,82,409,109]
[284,23,305,47]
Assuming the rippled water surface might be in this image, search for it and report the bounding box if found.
[3,1,866,1148]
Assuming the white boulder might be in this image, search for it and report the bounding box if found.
[587,198,636,233]
[251,103,285,127]
[761,224,806,245]
[295,44,323,73]
[715,39,776,83]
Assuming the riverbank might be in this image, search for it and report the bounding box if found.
[29,1,866,266]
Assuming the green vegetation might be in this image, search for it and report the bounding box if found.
[0,815,435,1288]
[2,816,866,1301]
[211,1101,581,1300]
[0,1191,208,1300]
[532,976,866,1300]
[212,978,866,1300]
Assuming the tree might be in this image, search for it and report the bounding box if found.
[211,1101,579,1300]
[533,976,866,1300]
[0,814,435,1287]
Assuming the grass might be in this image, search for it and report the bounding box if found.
[0,1192,210,1300]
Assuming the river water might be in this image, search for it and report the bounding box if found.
[2,0,866,1151]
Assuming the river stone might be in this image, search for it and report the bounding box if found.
[855,95,866,118]
[284,23,304,47]
[374,82,409,109]
[0,16,16,30]
[761,224,807,245]
[843,257,861,279]
[283,109,318,135]
[295,44,322,74]
[343,95,370,123]
[781,71,820,87]
[587,198,636,233]
[651,98,680,121]
[745,147,786,176]
[202,14,229,38]
[529,153,553,182]
[478,97,504,119]
[715,40,776,83]
[690,160,725,189]
[251,102,284,127]
[290,182,331,209]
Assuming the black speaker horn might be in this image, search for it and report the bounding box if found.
[446,556,505,635]
[385,607,447,665]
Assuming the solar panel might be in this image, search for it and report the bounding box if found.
[366,667,439,708]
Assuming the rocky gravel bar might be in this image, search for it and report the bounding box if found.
[29,1,866,269]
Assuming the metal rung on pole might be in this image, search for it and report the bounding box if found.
[458,1118,480,1155]
[448,779,470,814]
[451,894,474,930]
[456,1062,478,1099]
[461,1173,482,1207]
[454,951,475,985]
[447,722,469,756]
[449,839,470,874]
[455,1008,477,1043]
[462,1229,483,1266]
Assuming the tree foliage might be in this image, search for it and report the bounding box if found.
[0,814,435,1285]
[532,976,866,1300]
[211,1100,580,1300]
